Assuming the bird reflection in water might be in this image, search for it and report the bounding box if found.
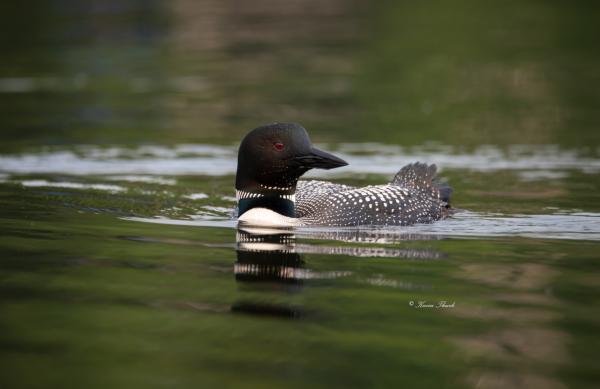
[235,228,302,283]
[232,227,307,319]
[231,226,447,319]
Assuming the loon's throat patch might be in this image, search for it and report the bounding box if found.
[237,191,296,217]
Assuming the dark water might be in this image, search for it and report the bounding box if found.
[1,1,600,388]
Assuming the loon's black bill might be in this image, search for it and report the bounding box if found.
[293,147,348,170]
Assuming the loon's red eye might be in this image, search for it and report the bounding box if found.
[273,142,285,151]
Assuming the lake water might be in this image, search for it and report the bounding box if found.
[1,1,600,389]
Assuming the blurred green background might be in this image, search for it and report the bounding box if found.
[1,0,599,149]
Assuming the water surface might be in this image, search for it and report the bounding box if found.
[1,143,600,389]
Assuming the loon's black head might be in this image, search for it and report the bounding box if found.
[236,122,347,217]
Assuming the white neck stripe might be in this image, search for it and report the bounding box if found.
[236,190,296,202]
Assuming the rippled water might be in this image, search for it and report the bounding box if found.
[2,143,600,176]
[3,151,600,389]
[3,144,600,389]
[2,142,600,388]
[2,143,600,242]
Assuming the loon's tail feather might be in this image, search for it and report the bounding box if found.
[390,162,452,206]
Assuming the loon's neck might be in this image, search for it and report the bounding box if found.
[236,190,296,217]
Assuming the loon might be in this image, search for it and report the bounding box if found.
[235,123,452,227]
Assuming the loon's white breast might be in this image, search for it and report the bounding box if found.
[237,207,300,227]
